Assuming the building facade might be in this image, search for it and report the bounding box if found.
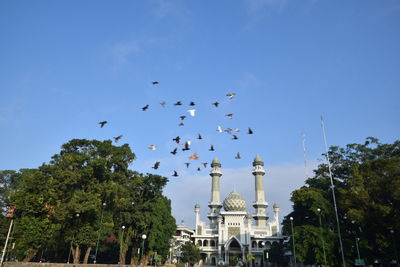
[192,156,285,267]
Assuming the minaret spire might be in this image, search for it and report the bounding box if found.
[252,155,268,227]
[208,157,223,227]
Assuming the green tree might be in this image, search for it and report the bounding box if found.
[181,241,201,266]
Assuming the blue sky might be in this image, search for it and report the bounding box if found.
[1,0,399,227]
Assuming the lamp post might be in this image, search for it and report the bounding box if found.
[119,225,126,264]
[317,208,327,266]
[94,202,106,264]
[390,230,399,266]
[141,234,147,264]
[290,217,296,267]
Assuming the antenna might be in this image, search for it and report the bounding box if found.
[301,132,308,180]
[321,116,346,267]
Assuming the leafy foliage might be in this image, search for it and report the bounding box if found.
[180,241,201,266]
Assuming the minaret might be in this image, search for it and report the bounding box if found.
[273,203,280,234]
[252,155,268,227]
[208,157,223,227]
[194,204,200,234]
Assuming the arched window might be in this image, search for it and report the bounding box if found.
[252,241,257,248]
[210,240,216,247]
[211,257,216,265]
[203,240,209,246]
[258,241,264,248]
[198,240,202,246]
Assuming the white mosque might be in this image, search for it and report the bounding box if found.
[187,155,285,266]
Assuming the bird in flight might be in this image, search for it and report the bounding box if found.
[226,92,236,99]
[226,113,233,119]
[180,115,186,120]
[209,145,215,151]
[232,135,239,140]
[234,128,240,132]
[212,102,219,107]
[189,152,199,160]
[197,134,203,140]
[152,81,159,85]
[187,109,196,117]
[174,101,182,106]
[235,152,241,159]
[172,171,179,177]
[197,166,201,171]
[248,128,254,134]
[202,162,208,168]
[184,162,190,168]
[170,148,178,155]
[142,105,149,111]
[182,141,191,151]
[160,101,166,107]
[178,122,184,127]
[225,128,233,134]
[217,126,223,133]
[113,135,123,142]
[173,136,181,144]
[152,162,160,169]
[148,144,157,150]
[99,121,108,128]
[189,101,195,106]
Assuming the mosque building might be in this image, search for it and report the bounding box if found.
[191,155,285,266]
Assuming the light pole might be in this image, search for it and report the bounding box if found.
[290,217,296,267]
[141,234,147,264]
[317,208,327,266]
[390,230,399,266]
[355,237,361,260]
[94,202,106,264]
[119,225,126,263]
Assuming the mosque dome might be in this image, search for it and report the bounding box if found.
[223,190,246,211]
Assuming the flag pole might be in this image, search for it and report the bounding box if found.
[321,116,346,267]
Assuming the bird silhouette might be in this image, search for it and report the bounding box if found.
[113,135,123,142]
[148,145,156,150]
[197,134,203,140]
[172,171,179,177]
[248,128,254,134]
[234,128,240,132]
[212,102,219,107]
[99,121,108,128]
[184,162,190,168]
[152,81,159,85]
[197,166,201,171]
[189,101,195,106]
[188,152,199,160]
[170,148,178,155]
[232,135,239,140]
[178,122,184,126]
[187,109,196,117]
[226,113,233,119]
[174,101,182,106]
[182,141,191,151]
[217,126,223,133]
[173,136,181,144]
[142,105,149,111]
[209,145,215,151]
[202,162,208,168]
[226,92,236,99]
[152,162,160,169]
[235,152,241,159]
[180,115,186,120]
[225,128,233,134]
[160,101,166,107]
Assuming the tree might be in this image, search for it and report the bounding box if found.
[180,241,201,266]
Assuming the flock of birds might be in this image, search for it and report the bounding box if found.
[97,82,254,178]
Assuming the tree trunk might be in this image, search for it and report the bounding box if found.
[83,246,92,264]
[119,250,126,265]
[23,249,38,262]
[73,244,81,264]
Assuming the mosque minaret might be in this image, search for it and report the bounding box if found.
[190,156,284,267]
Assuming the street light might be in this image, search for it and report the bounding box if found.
[290,217,296,267]
[141,234,147,263]
[317,208,327,266]
[390,230,399,266]
[94,202,106,264]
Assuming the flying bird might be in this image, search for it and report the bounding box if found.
[232,135,239,140]
[187,109,196,117]
[160,101,166,107]
[189,101,196,106]
[197,166,201,171]
[209,145,215,151]
[99,121,108,128]
[197,134,203,140]
[184,162,191,168]
[226,92,236,99]
[182,141,191,151]
[235,152,241,159]
[172,171,179,177]
[142,105,149,111]
[173,136,181,144]
[148,145,156,150]
[189,152,199,160]
[178,122,184,126]
[234,128,240,132]
[113,135,123,142]
[212,102,219,107]
[170,148,178,155]
[152,81,159,85]
[180,115,187,120]
[225,128,233,134]
[152,162,160,169]
[248,128,254,134]
[217,126,223,133]
[202,162,208,168]
[174,101,182,106]
[226,113,233,119]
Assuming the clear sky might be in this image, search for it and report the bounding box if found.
[1,0,399,227]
